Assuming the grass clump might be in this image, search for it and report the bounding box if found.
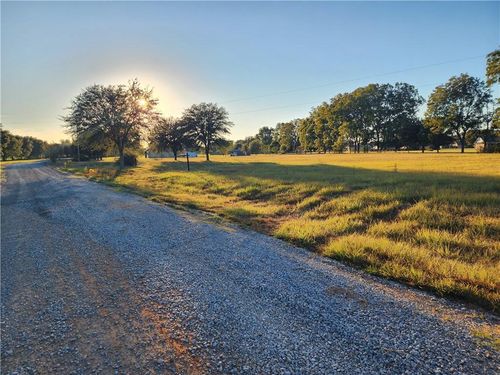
[324,235,500,310]
[276,215,363,247]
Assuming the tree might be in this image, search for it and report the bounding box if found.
[3,134,23,160]
[29,138,48,159]
[181,102,232,161]
[149,117,190,160]
[310,103,334,153]
[334,86,376,153]
[298,117,316,153]
[1,129,10,160]
[21,137,34,159]
[428,132,452,152]
[248,139,262,154]
[212,139,234,155]
[63,79,158,169]
[328,93,351,152]
[276,120,300,153]
[1,129,11,160]
[486,49,500,87]
[257,126,274,145]
[76,130,114,161]
[486,49,500,130]
[424,74,492,153]
[383,83,424,150]
[257,126,275,153]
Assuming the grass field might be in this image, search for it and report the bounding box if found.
[60,152,500,311]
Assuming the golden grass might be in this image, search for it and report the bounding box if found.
[59,152,500,311]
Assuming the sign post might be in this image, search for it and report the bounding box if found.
[186,152,190,171]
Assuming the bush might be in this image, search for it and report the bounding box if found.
[116,152,138,167]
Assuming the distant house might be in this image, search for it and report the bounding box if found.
[229,149,246,156]
[474,136,500,153]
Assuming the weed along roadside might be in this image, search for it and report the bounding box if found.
[58,152,500,312]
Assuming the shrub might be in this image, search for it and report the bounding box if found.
[116,152,138,167]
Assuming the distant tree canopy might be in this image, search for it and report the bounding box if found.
[248,82,425,154]
[243,68,496,154]
[424,74,492,153]
[149,117,192,160]
[233,50,500,155]
[63,79,159,168]
[0,129,49,161]
[181,102,232,161]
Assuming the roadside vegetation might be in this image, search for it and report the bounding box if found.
[61,152,500,311]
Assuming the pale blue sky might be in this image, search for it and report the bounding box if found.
[1,1,499,142]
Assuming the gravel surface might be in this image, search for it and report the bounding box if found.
[1,161,498,374]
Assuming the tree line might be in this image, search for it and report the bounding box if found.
[234,51,499,155]
[0,128,49,161]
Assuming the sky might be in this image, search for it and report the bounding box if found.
[1,1,499,142]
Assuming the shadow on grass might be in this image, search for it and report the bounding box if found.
[151,160,500,205]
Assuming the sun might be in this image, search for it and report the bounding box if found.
[137,98,147,107]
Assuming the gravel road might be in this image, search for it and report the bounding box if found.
[1,161,498,374]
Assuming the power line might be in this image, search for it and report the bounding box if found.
[230,81,447,116]
[223,54,486,105]
[232,101,319,115]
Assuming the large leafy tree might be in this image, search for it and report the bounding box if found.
[1,129,13,160]
[256,126,275,153]
[149,117,191,160]
[1,131,23,160]
[298,117,316,153]
[276,120,300,153]
[424,74,492,153]
[328,93,351,153]
[29,138,48,159]
[310,103,334,153]
[335,85,377,153]
[181,102,232,161]
[63,79,158,168]
[383,83,424,150]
